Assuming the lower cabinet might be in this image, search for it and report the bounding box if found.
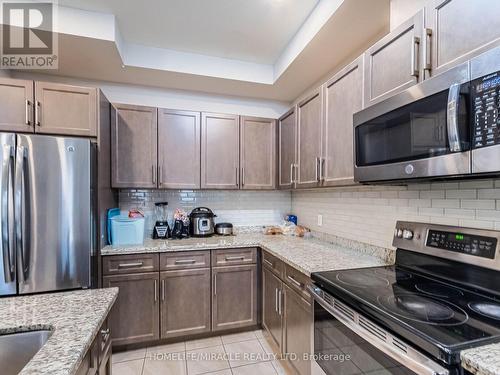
[212,264,258,331]
[76,319,112,375]
[262,266,283,350]
[102,272,160,346]
[284,284,313,375]
[160,268,211,339]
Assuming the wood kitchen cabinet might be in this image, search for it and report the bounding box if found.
[284,284,313,375]
[240,116,276,190]
[160,268,211,339]
[103,272,159,346]
[76,319,111,375]
[296,88,323,188]
[201,112,240,189]
[34,82,97,136]
[425,0,500,78]
[0,78,34,133]
[322,56,363,187]
[278,108,297,189]
[364,10,424,107]
[111,103,158,188]
[262,265,283,350]
[158,108,201,189]
[212,264,258,331]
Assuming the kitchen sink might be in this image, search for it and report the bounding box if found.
[0,330,52,375]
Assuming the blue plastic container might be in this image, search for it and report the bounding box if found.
[107,208,145,245]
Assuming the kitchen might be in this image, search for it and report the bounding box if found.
[1,0,500,375]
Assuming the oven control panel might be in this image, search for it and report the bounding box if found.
[426,229,497,259]
[472,72,500,149]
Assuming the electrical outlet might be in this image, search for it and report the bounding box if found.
[317,214,323,226]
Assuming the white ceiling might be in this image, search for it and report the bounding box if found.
[59,0,319,64]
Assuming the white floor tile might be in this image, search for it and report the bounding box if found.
[112,348,146,364]
[221,331,257,344]
[232,361,277,375]
[224,338,267,368]
[112,358,144,375]
[185,336,223,351]
[146,342,186,357]
[186,345,230,375]
[142,356,187,375]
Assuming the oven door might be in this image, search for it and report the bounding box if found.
[353,62,471,183]
[310,286,450,375]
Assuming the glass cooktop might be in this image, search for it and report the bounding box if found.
[312,265,500,351]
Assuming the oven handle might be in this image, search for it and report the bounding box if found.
[308,285,449,375]
[447,83,463,152]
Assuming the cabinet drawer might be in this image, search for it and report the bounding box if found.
[284,264,312,302]
[160,251,210,271]
[262,250,284,278]
[98,318,111,361]
[212,248,257,266]
[102,254,159,275]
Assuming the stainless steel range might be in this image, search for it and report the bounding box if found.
[310,222,500,375]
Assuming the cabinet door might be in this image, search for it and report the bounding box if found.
[34,82,97,136]
[426,0,500,77]
[160,268,211,339]
[284,284,313,375]
[278,108,296,189]
[323,57,363,187]
[158,109,201,189]
[111,104,158,188]
[0,78,34,133]
[364,10,424,107]
[240,116,275,190]
[212,265,257,331]
[201,113,240,189]
[297,89,322,188]
[102,272,159,346]
[262,266,283,351]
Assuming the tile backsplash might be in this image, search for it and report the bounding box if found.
[119,189,292,236]
[292,179,500,250]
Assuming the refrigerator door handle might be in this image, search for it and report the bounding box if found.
[14,146,29,281]
[1,145,15,282]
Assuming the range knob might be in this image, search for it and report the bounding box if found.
[395,229,403,238]
[402,229,414,240]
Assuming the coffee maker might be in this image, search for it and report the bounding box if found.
[153,202,170,239]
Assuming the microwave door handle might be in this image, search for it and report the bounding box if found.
[1,146,15,282]
[447,83,462,152]
[309,286,450,375]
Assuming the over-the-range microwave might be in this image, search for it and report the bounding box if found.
[353,46,500,183]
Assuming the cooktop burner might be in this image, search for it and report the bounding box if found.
[415,282,465,298]
[377,293,468,326]
[469,302,500,320]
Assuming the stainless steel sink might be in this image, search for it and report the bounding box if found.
[0,330,52,375]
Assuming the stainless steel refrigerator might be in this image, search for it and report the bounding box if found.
[0,133,92,296]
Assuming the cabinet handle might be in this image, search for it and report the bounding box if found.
[213,274,217,295]
[290,163,294,184]
[275,288,278,313]
[158,165,162,184]
[161,279,165,301]
[225,256,246,261]
[152,165,156,184]
[424,28,432,73]
[117,262,144,268]
[25,100,31,125]
[263,259,274,268]
[294,164,298,185]
[241,167,245,186]
[278,289,282,315]
[35,101,41,126]
[315,157,320,182]
[287,275,303,288]
[154,279,158,302]
[235,167,239,187]
[174,259,196,264]
[100,328,110,345]
[410,36,420,78]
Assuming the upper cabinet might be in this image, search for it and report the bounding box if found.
[323,56,364,187]
[158,109,201,189]
[425,0,500,78]
[111,104,158,188]
[240,116,276,190]
[201,112,240,189]
[364,10,424,107]
[34,82,97,137]
[278,108,297,189]
[0,78,33,133]
[296,88,323,188]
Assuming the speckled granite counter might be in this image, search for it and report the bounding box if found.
[0,288,118,375]
[101,233,393,276]
[462,344,500,375]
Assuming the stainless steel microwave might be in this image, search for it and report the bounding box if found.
[353,46,500,183]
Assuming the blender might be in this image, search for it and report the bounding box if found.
[153,202,170,239]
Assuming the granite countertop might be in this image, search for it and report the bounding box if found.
[101,233,394,276]
[462,344,500,375]
[0,288,118,375]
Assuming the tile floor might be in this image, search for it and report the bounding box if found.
[112,330,294,375]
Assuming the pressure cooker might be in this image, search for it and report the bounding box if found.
[189,207,216,237]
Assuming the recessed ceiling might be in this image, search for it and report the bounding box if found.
[59,0,319,64]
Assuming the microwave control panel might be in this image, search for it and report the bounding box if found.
[472,73,500,149]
